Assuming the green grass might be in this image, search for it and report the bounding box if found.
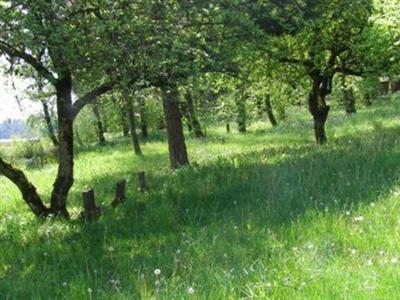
[2,102,400,299]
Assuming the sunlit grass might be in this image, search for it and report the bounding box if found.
[2,102,400,299]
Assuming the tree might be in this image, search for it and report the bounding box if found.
[0,1,115,217]
[264,0,373,144]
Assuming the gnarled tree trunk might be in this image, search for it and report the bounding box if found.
[49,77,74,218]
[0,157,48,217]
[161,84,189,169]
[309,76,331,145]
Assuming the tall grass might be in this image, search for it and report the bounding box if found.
[1,102,400,299]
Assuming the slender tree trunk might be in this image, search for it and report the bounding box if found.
[235,97,247,133]
[112,96,129,137]
[49,77,74,218]
[161,85,189,169]
[41,100,59,146]
[0,157,49,217]
[341,75,356,114]
[124,95,142,156]
[121,109,129,137]
[265,94,278,127]
[309,77,330,145]
[184,92,204,138]
[92,101,107,145]
[138,96,148,139]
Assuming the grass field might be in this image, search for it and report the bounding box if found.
[2,102,400,299]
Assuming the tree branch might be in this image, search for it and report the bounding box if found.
[0,156,49,217]
[0,40,56,84]
[71,81,115,120]
[333,67,364,77]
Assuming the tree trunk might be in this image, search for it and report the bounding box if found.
[92,101,107,145]
[41,99,59,146]
[121,108,129,137]
[161,85,189,169]
[265,94,278,127]
[112,96,129,137]
[363,93,372,107]
[344,88,357,114]
[235,97,247,133]
[184,92,204,138]
[0,157,49,217]
[125,95,142,156]
[341,75,356,114]
[309,77,330,145]
[138,96,148,139]
[49,77,74,218]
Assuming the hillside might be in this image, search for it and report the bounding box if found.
[1,103,400,299]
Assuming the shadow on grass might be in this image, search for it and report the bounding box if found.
[2,117,400,298]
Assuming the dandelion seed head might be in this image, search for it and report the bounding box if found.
[154,268,161,276]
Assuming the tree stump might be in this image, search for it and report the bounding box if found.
[112,179,127,207]
[81,189,101,220]
[138,171,147,193]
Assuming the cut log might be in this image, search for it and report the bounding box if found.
[112,179,127,207]
[81,189,101,220]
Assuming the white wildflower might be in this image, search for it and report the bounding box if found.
[354,216,364,222]
[154,268,161,276]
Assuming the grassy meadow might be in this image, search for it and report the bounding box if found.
[2,102,400,299]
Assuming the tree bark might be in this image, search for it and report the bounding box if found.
[0,157,49,217]
[92,101,107,145]
[235,97,247,133]
[124,95,142,156]
[309,76,330,145]
[161,85,189,169]
[138,96,148,139]
[265,94,278,127]
[49,77,74,218]
[184,92,204,138]
[40,99,59,146]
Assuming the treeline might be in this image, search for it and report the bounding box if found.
[0,119,31,140]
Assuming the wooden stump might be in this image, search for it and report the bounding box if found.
[112,179,127,207]
[81,189,101,220]
[138,171,147,193]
